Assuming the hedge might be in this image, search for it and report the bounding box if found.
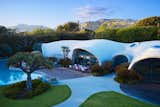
[95,26,158,42]
[3,79,51,99]
[116,26,157,42]
[95,28,118,40]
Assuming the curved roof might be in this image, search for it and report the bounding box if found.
[42,40,79,58]
[128,41,160,69]
[42,39,130,64]
[42,39,160,67]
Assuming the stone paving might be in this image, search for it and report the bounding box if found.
[36,67,90,80]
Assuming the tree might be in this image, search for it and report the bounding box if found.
[8,52,53,91]
[56,25,65,32]
[27,28,55,36]
[0,44,13,57]
[56,22,79,32]
[61,46,70,59]
[0,25,8,36]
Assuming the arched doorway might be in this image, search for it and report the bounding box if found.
[112,55,128,67]
[132,58,160,83]
[72,49,98,67]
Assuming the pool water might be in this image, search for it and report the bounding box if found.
[0,59,41,85]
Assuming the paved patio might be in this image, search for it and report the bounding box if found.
[36,67,90,80]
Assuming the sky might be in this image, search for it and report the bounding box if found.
[0,0,160,28]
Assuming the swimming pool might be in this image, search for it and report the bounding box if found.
[0,59,41,85]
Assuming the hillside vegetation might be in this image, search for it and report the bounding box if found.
[95,16,160,42]
[0,24,92,57]
[135,16,160,27]
[0,16,160,57]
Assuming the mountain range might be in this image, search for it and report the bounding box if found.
[9,24,49,33]
[80,18,136,31]
[8,18,137,32]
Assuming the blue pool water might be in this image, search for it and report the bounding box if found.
[0,59,41,85]
[153,45,160,48]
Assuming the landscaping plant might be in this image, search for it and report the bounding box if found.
[114,63,141,84]
[8,52,53,91]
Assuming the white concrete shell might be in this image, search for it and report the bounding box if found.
[41,39,160,68]
[128,41,160,69]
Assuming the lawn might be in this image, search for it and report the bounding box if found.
[0,85,71,107]
[80,91,159,107]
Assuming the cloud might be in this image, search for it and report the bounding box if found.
[75,5,113,19]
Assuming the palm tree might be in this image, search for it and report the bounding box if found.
[8,52,53,91]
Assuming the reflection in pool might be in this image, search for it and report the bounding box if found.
[0,59,41,85]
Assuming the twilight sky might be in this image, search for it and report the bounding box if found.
[0,0,160,28]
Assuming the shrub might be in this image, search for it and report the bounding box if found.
[91,62,113,76]
[102,61,113,73]
[57,32,91,40]
[157,28,160,39]
[59,58,72,67]
[32,79,42,88]
[114,63,141,84]
[48,57,58,63]
[114,63,129,72]
[32,42,42,52]
[95,28,118,40]
[91,64,104,76]
[33,82,50,96]
[3,79,51,99]
[0,44,13,57]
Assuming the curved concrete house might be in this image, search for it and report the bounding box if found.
[42,39,160,66]
[42,39,160,82]
[42,39,130,64]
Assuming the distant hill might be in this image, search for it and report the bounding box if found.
[7,19,137,33]
[80,19,136,31]
[8,24,49,33]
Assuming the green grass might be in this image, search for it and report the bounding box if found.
[80,91,159,107]
[0,85,71,107]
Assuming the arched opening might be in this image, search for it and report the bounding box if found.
[112,55,128,67]
[132,58,160,83]
[72,49,98,67]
